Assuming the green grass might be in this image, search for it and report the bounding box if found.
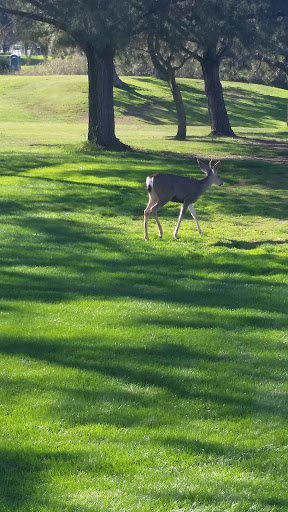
[0,75,288,512]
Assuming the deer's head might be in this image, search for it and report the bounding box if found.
[197,159,223,186]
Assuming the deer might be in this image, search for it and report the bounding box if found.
[144,159,223,240]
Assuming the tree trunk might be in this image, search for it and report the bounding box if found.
[201,49,236,137]
[113,61,129,89]
[154,67,167,81]
[86,44,129,149]
[147,32,187,140]
[286,77,288,126]
[168,69,187,140]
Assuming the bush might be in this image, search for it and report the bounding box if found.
[21,54,87,76]
[0,56,11,74]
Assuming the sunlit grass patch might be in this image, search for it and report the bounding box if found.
[0,76,288,511]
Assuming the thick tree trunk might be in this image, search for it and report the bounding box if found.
[286,73,288,126]
[168,69,187,140]
[86,45,128,149]
[201,49,236,137]
[113,62,129,90]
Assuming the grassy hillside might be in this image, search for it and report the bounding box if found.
[0,76,288,512]
[0,74,287,156]
[1,74,287,126]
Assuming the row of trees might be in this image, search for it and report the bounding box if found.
[0,0,287,149]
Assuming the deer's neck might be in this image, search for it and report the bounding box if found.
[198,174,213,196]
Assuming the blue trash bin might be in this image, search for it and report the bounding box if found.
[10,54,21,71]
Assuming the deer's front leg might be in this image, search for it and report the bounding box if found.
[188,203,202,234]
[173,205,186,239]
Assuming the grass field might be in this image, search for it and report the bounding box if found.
[0,75,288,512]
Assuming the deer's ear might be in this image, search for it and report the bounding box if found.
[213,161,221,173]
[197,159,210,175]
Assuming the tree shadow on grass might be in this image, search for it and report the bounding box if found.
[224,86,288,128]
[0,446,116,511]
[1,235,288,314]
[1,336,287,424]
[0,448,44,510]
[151,487,288,512]
[1,332,287,509]
[115,80,207,126]
[115,78,288,130]
[1,442,287,512]
[215,239,288,250]
[1,149,288,224]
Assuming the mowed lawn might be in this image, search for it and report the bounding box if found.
[0,75,288,512]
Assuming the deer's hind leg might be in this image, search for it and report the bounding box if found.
[144,195,167,240]
[150,201,165,239]
[144,190,162,240]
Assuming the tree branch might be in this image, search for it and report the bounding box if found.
[0,5,67,32]
[181,46,202,64]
